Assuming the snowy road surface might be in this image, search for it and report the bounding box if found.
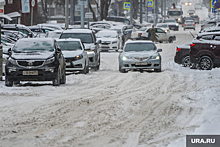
[1,4,220,147]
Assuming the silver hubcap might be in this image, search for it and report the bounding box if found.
[183,56,191,67]
[201,58,211,70]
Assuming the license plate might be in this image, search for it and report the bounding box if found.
[136,62,148,65]
[66,62,71,66]
[23,71,38,75]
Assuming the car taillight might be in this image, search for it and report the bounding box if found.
[176,48,181,52]
[193,23,195,25]
[184,23,186,26]
[190,44,195,47]
[138,33,142,36]
[197,17,199,19]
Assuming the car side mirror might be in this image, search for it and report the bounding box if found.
[118,49,123,53]
[157,49,162,52]
[7,48,12,56]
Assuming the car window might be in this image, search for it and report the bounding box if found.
[124,43,156,52]
[13,40,54,52]
[57,41,82,51]
[18,29,29,35]
[139,27,148,31]
[214,36,220,41]
[60,33,94,43]
[156,29,165,33]
[201,35,213,40]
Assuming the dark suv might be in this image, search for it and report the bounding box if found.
[190,32,220,70]
[5,38,66,86]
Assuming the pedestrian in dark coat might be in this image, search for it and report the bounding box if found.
[149,25,159,42]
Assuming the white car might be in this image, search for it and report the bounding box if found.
[131,27,176,43]
[57,38,89,74]
[96,30,120,51]
[156,23,170,33]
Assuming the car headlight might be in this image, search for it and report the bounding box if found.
[122,56,132,60]
[165,30,168,33]
[150,55,160,59]
[74,54,83,60]
[112,41,117,44]
[187,13,189,15]
[8,57,17,65]
[44,57,55,65]
[176,23,179,26]
[178,18,181,21]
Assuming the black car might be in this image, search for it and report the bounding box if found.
[5,38,66,86]
[174,42,192,67]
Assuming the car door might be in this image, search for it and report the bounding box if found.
[155,28,166,41]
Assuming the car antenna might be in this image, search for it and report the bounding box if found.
[189,31,194,38]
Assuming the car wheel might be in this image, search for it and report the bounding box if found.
[53,68,61,86]
[119,63,127,73]
[168,37,173,43]
[86,64,89,73]
[5,77,13,87]
[154,68,161,72]
[60,68,66,84]
[182,56,191,67]
[199,56,213,70]
[81,62,88,74]
[14,81,20,85]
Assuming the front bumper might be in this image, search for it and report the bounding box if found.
[100,44,118,51]
[65,58,85,71]
[87,51,97,67]
[120,58,161,70]
[5,65,57,81]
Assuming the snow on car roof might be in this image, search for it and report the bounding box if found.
[197,31,220,36]
[62,29,93,33]
[56,38,81,42]
[125,40,153,45]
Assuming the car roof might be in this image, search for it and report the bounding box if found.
[62,29,93,33]
[197,31,220,37]
[125,40,153,44]
[18,38,54,42]
[56,38,81,42]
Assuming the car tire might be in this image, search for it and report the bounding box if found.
[168,37,173,43]
[53,68,61,86]
[60,68,66,84]
[5,77,13,87]
[154,68,161,72]
[199,56,213,70]
[119,64,127,73]
[14,81,20,85]
[182,56,191,67]
[82,63,87,74]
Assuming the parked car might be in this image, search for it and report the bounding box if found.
[1,29,26,41]
[28,25,56,37]
[57,38,89,74]
[190,32,220,70]
[60,29,101,70]
[174,42,192,67]
[195,3,202,9]
[201,20,217,30]
[96,30,120,51]
[163,19,179,31]
[131,27,176,43]
[1,24,35,38]
[187,10,196,16]
[190,15,200,24]
[118,40,162,72]
[183,20,195,31]
[200,27,220,33]
[5,38,66,86]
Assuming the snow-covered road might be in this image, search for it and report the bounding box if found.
[1,3,220,147]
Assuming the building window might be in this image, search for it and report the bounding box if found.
[8,0,13,4]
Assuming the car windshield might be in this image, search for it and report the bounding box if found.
[164,19,176,23]
[13,39,54,53]
[139,27,148,31]
[60,33,94,43]
[124,43,156,52]
[188,10,195,13]
[168,11,182,16]
[157,24,167,28]
[96,31,117,38]
[46,32,62,38]
[186,21,194,23]
[57,41,82,51]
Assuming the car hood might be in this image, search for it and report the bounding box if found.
[83,43,96,50]
[97,38,118,42]
[122,50,158,57]
[62,50,83,58]
[11,51,54,60]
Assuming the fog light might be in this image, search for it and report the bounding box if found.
[45,68,54,72]
[8,68,16,73]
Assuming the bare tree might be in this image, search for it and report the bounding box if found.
[100,0,111,20]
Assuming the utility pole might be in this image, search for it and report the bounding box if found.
[65,0,69,29]
[164,0,166,20]
[130,0,133,25]
[87,0,89,29]
[70,0,74,25]
[140,0,143,24]
[153,0,155,25]
[81,0,85,28]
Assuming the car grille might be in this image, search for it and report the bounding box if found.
[133,57,149,61]
[65,58,77,62]
[17,61,44,67]
[102,42,110,45]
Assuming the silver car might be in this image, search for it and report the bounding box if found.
[118,40,162,73]
[183,20,195,30]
